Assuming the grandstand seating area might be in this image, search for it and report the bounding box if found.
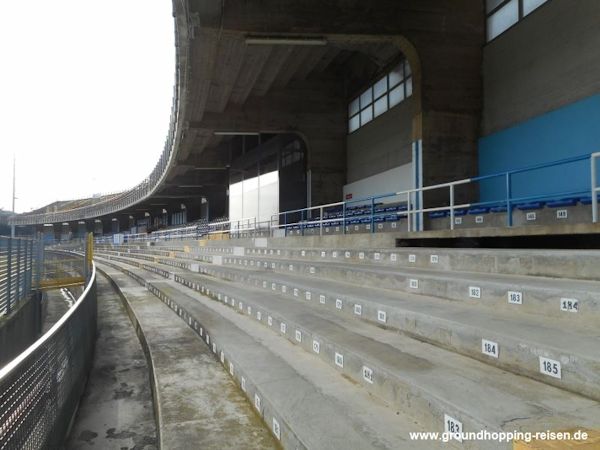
[92,236,600,448]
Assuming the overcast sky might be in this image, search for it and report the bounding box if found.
[0,1,175,213]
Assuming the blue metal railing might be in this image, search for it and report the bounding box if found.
[270,151,600,234]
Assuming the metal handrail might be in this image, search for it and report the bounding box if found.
[0,262,97,449]
[271,151,599,235]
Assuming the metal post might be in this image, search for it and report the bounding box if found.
[592,155,598,223]
[370,198,375,234]
[449,185,455,231]
[15,239,21,306]
[406,192,411,232]
[6,238,12,314]
[320,206,324,236]
[505,173,513,227]
[342,203,347,235]
[301,210,305,236]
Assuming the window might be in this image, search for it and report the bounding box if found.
[486,0,548,42]
[348,58,413,133]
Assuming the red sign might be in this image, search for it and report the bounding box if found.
[345,193,353,200]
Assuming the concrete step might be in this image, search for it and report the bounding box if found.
[126,239,600,281]
[95,257,446,450]
[94,253,600,448]
[95,250,600,400]
[98,246,600,324]
[221,255,600,323]
[94,263,279,450]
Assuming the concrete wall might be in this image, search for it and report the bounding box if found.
[343,162,413,204]
[479,94,600,202]
[346,99,413,183]
[482,0,600,135]
[0,293,42,368]
[478,0,600,202]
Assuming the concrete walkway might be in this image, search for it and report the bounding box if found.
[96,263,279,450]
[66,273,157,450]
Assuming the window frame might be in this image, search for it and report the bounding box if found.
[347,58,413,134]
[485,0,549,43]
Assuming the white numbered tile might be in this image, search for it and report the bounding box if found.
[335,299,343,310]
[377,310,387,323]
[282,285,287,293]
[430,255,439,264]
[280,323,287,334]
[481,339,499,358]
[454,217,462,225]
[362,366,374,384]
[220,351,225,363]
[312,340,320,354]
[272,418,281,440]
[332,251,338,258]
[212,343,216,353]
[254,393,261,411]
[335,352,344,368]
[359,252,365,260]
[539,356,562,379]
[305,291,312,300]
[309,266,316,274]
[229,362,234,375]
[319,294,326,304]
[469,286,481,299]
[409,279,419,289]
[557,209,568,219]
[301,250,306,256]
[293,288,299,297]
[390,253,397,262]
[444,415,463,441]
[345,251,351,258]
[241,376,246,392]
[321,251,326,258]
[526,212,537,221]
[247,306,252,315]
[257,311,262,321]
[475,216,484,224]
[374,252,381,260]
[354,304,362,316]
[408,254,416,263]
[507,291,523,305]
[295,330,302,342]
[271,283,276,290]
[267,316,273,326]
[560,298,579,313]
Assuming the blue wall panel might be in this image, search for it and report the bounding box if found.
[479,94,600,203]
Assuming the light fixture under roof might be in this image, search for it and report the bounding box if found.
[213,131,260,136]
[245,36,327,46]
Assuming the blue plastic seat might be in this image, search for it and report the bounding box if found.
[374,207,386,213]
[546,197,578,207]
[359,217,371,224]
[385,205,399,212]
[467,207,489,215]
[384,214,401,222]
[373,216,385,223]
[578,195,600,205]
[429,211,447,219]
[516,201,545,210]
[453,209,468,216]
[490,205,508,213]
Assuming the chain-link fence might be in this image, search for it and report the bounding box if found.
[0,262,97,449]
[0,237,41,317]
